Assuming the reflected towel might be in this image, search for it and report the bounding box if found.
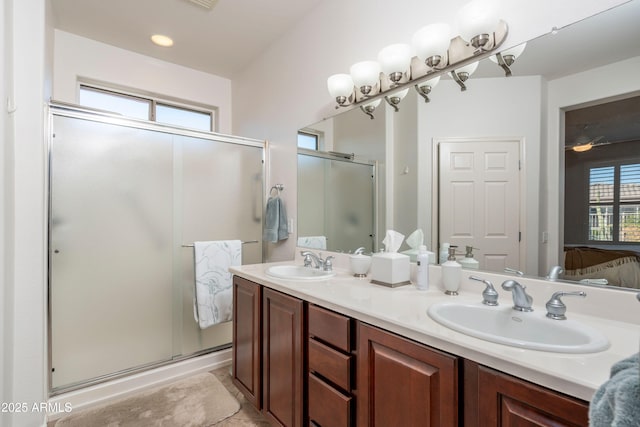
[297,236,327,250]
[264,196,288,243]
[193,240,241,329]
[589,352,640,427]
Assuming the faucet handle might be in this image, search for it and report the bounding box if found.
[545,291,586,320]
[324,256,335,272]
[469,276,499,306]
[301,251,313,268]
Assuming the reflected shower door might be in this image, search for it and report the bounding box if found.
[327,159,375,252]
[50,116,175,389]
[176,134,263,355]
[298,152,375,253]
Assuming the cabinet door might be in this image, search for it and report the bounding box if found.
[263,288,304,427]
[232,276,262,409]
[357,323,459,427]
[467,360,589,427]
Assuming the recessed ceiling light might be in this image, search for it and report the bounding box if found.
[151,34,174,47]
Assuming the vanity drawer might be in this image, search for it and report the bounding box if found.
[308,338,352,391]
[308,373,353,427]
[308,304,352,352]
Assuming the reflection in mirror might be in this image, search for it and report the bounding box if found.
[297,0,640,290]
[297,149,378,253]
[563,96,640,288]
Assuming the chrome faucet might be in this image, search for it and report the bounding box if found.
[300,251,334,272]
[504,267,524,276]
[469,276,499,306]
[501,280,533,312]
[545,291,586,320]
[546,265,564,281]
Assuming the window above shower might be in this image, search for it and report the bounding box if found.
[78,84,218,132]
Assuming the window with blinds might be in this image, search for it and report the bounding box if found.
[588,163,640,242]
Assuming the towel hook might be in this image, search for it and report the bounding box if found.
[270,184,284,196]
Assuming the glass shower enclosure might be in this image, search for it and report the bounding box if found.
[48,104,264,393]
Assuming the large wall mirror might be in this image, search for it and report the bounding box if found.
[298,0,640,291]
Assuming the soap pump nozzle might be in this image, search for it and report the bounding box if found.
[447,246,458,261]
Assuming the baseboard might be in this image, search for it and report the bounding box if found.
[47,349,232,422]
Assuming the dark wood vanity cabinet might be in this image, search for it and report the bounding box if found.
[233,276,591,427]
[262,287,305,427]
[232,277,304,427]
[307,304,355,427]
[232,276,262,409]
[463,360,589,427]
[357,322,459,427]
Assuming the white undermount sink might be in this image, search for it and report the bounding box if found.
[265,265,335,281]
[427,302,610,354]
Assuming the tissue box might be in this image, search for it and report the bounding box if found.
[370,252,411,287]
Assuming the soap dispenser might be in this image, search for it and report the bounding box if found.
[441,246,462,295]
[459,246,479,270]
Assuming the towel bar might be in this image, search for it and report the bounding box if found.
[182,240,259,248]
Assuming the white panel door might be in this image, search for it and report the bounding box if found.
[438,139,521,272]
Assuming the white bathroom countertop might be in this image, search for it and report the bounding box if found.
[230,259,640,402]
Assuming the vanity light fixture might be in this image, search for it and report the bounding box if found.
[326,0,508,118]
[415,76,441,103]
[360,99,382,120]
[378,43,412,88]
[451,61,479,91]
[490,42,527,76]
[151,34,174,47]
[385,88,410,111]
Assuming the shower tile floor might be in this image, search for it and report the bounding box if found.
[48,365,270,426]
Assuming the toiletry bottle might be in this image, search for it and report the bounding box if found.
[442,246,462,295]
[416,245,430,290]
[439,242,450,264]
[459,246,480,270]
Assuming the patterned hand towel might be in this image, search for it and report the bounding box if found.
[193,240,241,329]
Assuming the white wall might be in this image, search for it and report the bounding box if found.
[1,0,9,423]
[544,56,640,273]
[53,30,233,135]
[3,0,51,425]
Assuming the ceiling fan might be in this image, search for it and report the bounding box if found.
[565,134,607,152]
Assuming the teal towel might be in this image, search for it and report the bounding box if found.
[589,352,640,427]
[264,196,288,243]
[277,197,289,241]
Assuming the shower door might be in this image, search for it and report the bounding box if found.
[49,108,263,391]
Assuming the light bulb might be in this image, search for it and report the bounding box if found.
[378,44,412,83]
[327,74,354,106]
[457,0,500,48]
[412,23,451,68]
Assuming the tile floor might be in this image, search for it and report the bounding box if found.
[209,365,271,426]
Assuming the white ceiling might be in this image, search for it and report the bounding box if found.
[50,0,324,78]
